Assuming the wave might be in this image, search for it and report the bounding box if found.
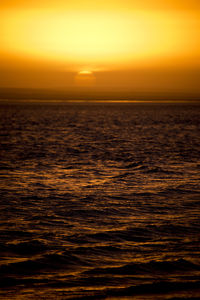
[0,252,87,276]
[97,281,200,299]
[0,102,200,298]
[85,259,200,276]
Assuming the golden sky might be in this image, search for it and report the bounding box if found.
[0,0,199,99]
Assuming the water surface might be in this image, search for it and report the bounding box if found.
[0,102,200,299]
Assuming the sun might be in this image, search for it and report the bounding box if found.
[79,70,93,75]
[74,70,96,87]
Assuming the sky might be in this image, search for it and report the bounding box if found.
[0,0,199,100]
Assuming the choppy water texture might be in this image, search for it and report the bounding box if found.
[0,102,200,299]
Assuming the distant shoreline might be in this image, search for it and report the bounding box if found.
[0,88,199,104]
[0,99,200,104]
[0,99,200,105]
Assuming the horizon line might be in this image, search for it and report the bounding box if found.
[0,99,199,104]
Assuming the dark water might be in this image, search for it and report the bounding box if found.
[0,102,200,299]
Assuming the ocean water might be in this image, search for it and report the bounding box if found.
[0,102,200,299]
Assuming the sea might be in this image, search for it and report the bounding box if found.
[0,101,200,299]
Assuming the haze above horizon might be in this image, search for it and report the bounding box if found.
[0,0,199,100]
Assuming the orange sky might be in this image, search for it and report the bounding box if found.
[0,0,199,99]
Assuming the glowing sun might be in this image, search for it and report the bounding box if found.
[74,70,96,87]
